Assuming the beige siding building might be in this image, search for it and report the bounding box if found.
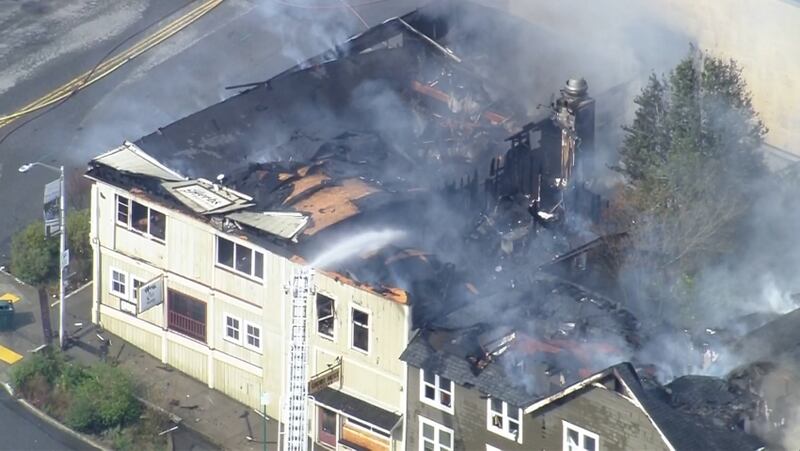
[87,143,409,450]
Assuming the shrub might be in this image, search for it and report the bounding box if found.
[65,363,141,432]
[11,348,64,392]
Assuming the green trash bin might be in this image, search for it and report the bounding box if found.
[0,300,14,331]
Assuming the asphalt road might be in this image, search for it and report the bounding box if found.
[0,388,98,451]
[0,0,424,260]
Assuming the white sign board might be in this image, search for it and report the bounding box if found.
[138,276,164,314]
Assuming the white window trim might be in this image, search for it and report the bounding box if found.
[223,313,243,345]
[486,445,503,451]
[420,369,455,414]
[486,398,523,444]
[115,195,166,243]
[316,293,336,341]
[214,235,265,282]
[350,306,370,355]
[244,320,262,353]
[419,416,453,451]
[130,276,146,303]
[109,267,128,300]
[562,420,599,451]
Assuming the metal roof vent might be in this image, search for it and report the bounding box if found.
[563,78,588,97]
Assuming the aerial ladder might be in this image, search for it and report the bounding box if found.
[283,266,314,451]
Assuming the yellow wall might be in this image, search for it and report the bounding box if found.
[93,181,411,426]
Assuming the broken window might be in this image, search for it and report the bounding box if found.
[117,196,166,242]
[236,246,252,274]
[487,399,522,443]
[351,308,369,353]
[131,201,149,234]
[316,294,335,339]
[216,236,264,280]
[421,369,454,412]
[563,421,598,451]
[149,209,166,240]
[217,237,234,267]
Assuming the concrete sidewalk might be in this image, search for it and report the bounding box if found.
[64,283,279,451]
[0,272,277,450]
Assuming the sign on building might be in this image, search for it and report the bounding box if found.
[43,180,61,238]
[138,276,164,314]
[308,360,342,395]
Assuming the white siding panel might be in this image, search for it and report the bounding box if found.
[213,359,261,409]
[167,339,208,383]
[166,217,213,283]
[102,314,162,359]
[115,227,166,267]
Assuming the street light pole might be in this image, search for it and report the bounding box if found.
[58,165,66,350]
[19,162,67,349]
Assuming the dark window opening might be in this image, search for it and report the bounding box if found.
[217,237,234,267]
[352,308,369,352]
[317,294,335,338]
[167,290,206,342]
[236,245,252,274]
[254,252,264,279]
[131,201,148,233]
[150,209,166,240]
[318,407,337,446]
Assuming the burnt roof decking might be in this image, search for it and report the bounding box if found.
[87,2,561,311]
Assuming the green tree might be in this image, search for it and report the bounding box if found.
[615,51,767,319]
[10,220,58,285]
[67,209,91,282]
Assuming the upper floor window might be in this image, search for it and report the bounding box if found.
[216,236,264,280]
[351,307,369,353]
[563,421,599,451]
[116,194,166,242]
[316,294,335,339]
[487,398,522,443]
[420,369,454,413]
[419,416,453,451]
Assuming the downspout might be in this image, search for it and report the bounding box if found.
[91,183,102,325]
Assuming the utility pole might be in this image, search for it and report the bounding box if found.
[19,162,68,349]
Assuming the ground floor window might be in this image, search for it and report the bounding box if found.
[167,290,206,342]
[318,407,337,447]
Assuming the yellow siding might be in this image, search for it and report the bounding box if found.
[308,271,409,413]
[102,314,162,359]
[166,339,208,383]
[213,359,262,409]
[212,266,266,304]
[114,225,166,266]
[99,252,165,327]
[212,292,263,368]
[166,216,213,283]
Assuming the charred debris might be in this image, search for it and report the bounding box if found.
[85,1,792,447]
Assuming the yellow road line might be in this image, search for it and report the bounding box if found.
[0,0,224,129]
[0,344,23,365]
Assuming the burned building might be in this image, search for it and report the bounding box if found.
[80,1,764,449]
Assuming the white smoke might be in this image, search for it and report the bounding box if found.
[310,228,407,268]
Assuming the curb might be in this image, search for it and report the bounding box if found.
[1,382,111,451]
